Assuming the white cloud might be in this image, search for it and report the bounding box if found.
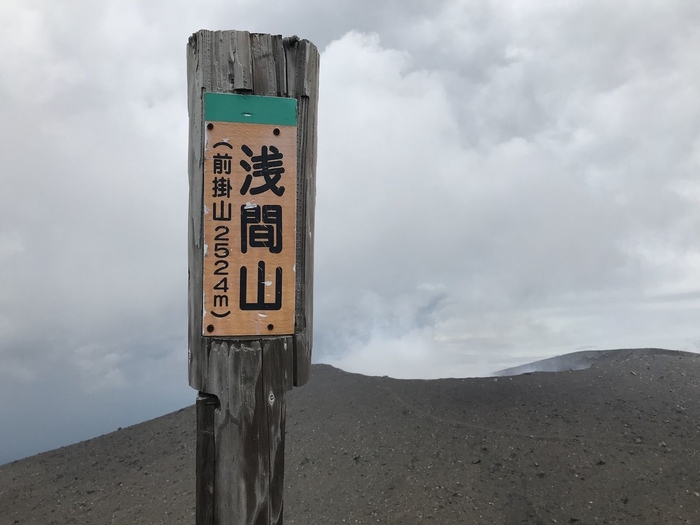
[1,0,700,461]
[312,11,700,376]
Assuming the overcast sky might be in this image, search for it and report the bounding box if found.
[1,0,699,464]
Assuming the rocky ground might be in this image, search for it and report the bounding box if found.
[1,348,700,524]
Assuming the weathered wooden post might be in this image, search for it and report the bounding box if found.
[186,30,319,524]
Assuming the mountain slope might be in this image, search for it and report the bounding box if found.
[2,348,700,524]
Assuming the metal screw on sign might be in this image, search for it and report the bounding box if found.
[268,392,275,405]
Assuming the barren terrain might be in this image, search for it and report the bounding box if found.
[2,348,699,524]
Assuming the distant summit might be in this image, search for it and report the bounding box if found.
[3,350,700,523]
[494,347,686,376]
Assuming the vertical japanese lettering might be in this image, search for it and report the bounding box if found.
[212,141,233,174]
[239,262,283,311]
[240,204,282,254]
[202,101,297,336]
[209,142,232,317]
[239,144,286,196]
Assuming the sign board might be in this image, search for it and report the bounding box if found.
[202,93,297,337]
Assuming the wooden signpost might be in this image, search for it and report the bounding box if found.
[187,30,319,525]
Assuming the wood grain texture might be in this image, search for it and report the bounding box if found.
[187,32,205,386]
[250,34,286,97]
[207,341,268,523]
[187,29,318,525]
[286,38,319,387]
[198,340,290,524]
[196,394,217,525]
[262,339,291,524]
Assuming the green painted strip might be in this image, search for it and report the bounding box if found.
[205,93,297,126]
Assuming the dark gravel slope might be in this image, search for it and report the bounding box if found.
[2,348,699,524]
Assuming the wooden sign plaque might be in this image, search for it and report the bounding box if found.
[202,93,297,337]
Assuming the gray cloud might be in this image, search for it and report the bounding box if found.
[1,0,699,463]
